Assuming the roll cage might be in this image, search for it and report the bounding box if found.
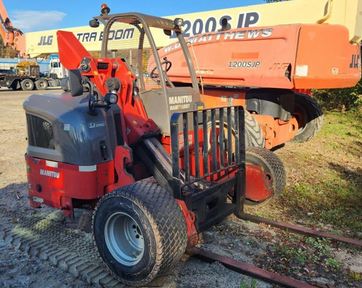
[92,12,200,94]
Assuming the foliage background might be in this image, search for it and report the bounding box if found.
[265,0,362,111]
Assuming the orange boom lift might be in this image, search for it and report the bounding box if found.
[149,1,362,149]
[0,0,25,55]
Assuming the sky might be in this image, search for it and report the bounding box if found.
[4,0,265,32]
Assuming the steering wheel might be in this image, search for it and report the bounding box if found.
[150,57,172,82]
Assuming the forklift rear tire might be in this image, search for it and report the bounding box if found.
[93,179,187,286]
[35,79,49,90]
[20,79,34,91]
[245,147,286,204]
[293,93,323,142]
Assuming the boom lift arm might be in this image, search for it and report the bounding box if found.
[0,0,25,55]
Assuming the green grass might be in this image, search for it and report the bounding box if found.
[250,110,361,284]
[251,111,362,236]
[319,111,362,145]
[240,279,257,288]
[267,236,343,275]
[280,178,362,233]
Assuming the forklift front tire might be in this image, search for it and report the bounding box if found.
[93,179,187,286]
[245,147,286,204]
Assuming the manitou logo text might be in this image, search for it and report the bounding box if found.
[40,169,60,179]
[169,95,193,111]
[169,95,193,105]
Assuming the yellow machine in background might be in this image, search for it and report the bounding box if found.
[16,61,39,77]
[24,0,362,57]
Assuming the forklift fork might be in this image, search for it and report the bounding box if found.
[136,106,246,232]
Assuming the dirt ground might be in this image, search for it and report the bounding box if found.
[0,89,361,287]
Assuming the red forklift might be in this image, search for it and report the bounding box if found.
[24,5,285,286]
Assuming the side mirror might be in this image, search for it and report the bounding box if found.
[164,29,171,36]
[67,69,84,96]
[89,19,100,28]
[104,92,118,105]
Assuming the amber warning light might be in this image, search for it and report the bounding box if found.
[101,3,111,15]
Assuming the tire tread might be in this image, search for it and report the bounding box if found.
[245,110,265,148]
[293,93,323,142]
[246,147,286,200]
[92,179,187,286]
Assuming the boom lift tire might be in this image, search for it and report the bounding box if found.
[209,110,265,149]
[93,179,187,286]
[246,147,286,204]
[35,79,49,90]
[244,110,265,148]
[20,79,34,91]
[293,93,323,143]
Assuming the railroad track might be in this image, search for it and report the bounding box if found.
[1,205,360,288]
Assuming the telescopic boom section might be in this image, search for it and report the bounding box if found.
[156,23,361,90]
[0,0,25,55]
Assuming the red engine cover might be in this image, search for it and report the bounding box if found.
[26,155,114,215]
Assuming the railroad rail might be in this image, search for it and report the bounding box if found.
[188,247,316,288]
[187,192,362,288]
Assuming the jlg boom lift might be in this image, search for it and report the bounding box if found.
[24,6,285,286]
[150,0,362,149]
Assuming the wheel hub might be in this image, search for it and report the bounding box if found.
[104,212,144,266]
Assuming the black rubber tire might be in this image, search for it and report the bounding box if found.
[293,93,323,143]
[20,79,34,91]
[244,110,265,148]
[210,110,265,149]
[246,147,286,204]
[35,79,49,90]
[93,179,187,286]
[10,81,20,90]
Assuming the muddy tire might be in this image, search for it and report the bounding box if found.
[246,147,286,204]
[35,79,49,90]
[93,179,187,286]
[293,93,323,142]
[20,79,34,91]
[244,110,265,148]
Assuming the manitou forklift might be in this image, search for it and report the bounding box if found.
[24,5,285,286]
